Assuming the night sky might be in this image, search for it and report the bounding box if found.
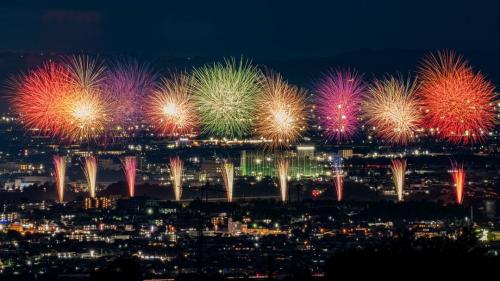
[1,0,499,59]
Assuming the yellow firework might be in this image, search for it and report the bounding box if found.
[363,77,422,144]
[256,74,307,150]
[82,156,98,198]
[276,158,289,202]
[221,162,234,202]
[390,159,407,201]
[169,157,184,202]
[147,74,198,136]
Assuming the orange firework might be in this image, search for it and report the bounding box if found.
[146,74,198,136]
[363,76,422,144]
[53,155,67,203]
[169,156,184,201]
[255,74,307,150]
[451,161,465,204]
[419,51,496,144]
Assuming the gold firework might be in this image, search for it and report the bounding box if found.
[169,157,184,201]
[221,162,235,202]
[82,156,98,198]
[390,159,407,201]
[276,158,289,202]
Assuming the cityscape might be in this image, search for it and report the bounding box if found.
[0,1,500,281]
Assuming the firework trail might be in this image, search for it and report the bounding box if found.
[276,158,289,202]
[363,76,422,144]
[104,60,156,134]
[316,70,366,142]
[169,157,184,202]
[82,156,98,198]
[121,156,137,197]
[146,74,198,136]
[332,155,344,201]
[451,161,465,204]
[221,162,235,202]
[419,51,496,144]
[390,159,407,202]
[255,74,307,150]
[53,155,67,203]
[191,58,263,138]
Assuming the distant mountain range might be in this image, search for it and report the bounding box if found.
[1,49,499,112]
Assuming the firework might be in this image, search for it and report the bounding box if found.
[316,70,366,142]
[146,74,197,135]
[82,156,98,198]
[419,51,496,144]
[255,74,307,149]
[451,161,465,204]
[390,159,407,202]
[121,156,137,197]
[276,158,289,202]
[105,60,156,134]
[169,157,184,202]
[191,58,263,138]
[332,155,344,201]
[363,76,422,144]
[221,162,235,202]
[53,155,67,203]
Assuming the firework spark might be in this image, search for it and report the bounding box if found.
[363,76,422,144]
[332,155,344,201]
[82,156,98,198]
[169,157,184,202]
[105,60,156,134]
[121,156,137,197]
[451,161,465,204]
[191,58,263,138]
[390,159,407,202]
[146,74,197,136]
[255,74,307,149]
[316,70,366,142]
[53,155,67,203]
[419,51,496,144]
[221,162,235,202]
[276,158,289,202]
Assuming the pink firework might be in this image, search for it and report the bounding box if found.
[316,70,366,142]
[104,61,156,134]
[121,156,137,197]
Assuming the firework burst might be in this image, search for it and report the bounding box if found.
[169,156,184,202]
[316,70,366,142]
[332,155,344,201]
[419,51,496,144]
[276,158,289,202]
[82,156,98,198]
[221,162,235,202]
[146,74,198,136]
[255,74,307,149]
[390,158,407,201]
[451,161,465,204]
[363,76,422,144]
[53,155,67,203]
[191,58,263,138]
[121,156,137,197]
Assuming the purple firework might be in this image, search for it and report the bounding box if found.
[316,70,366,142]
[105,60,156,134]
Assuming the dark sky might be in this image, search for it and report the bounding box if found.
[0,0,500,59]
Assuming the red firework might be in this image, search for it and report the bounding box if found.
[419,51,496,144]
[316,70,366,142]
[451,161,465,204]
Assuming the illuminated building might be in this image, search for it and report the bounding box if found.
[83,197,112,210]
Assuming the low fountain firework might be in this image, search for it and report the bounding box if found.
[169,157,184,202]
[316,70,366,142]
[82,156,98,198]
[255,74,307,150]
[276,158,289,202]
[221,162,235,202]
[332,155,343,201]
[121,156,137,197]
[451,161,465,204]
[53,155,67,203]
[390,159,407,202]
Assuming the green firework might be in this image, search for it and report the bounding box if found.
[191,58,263,138]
